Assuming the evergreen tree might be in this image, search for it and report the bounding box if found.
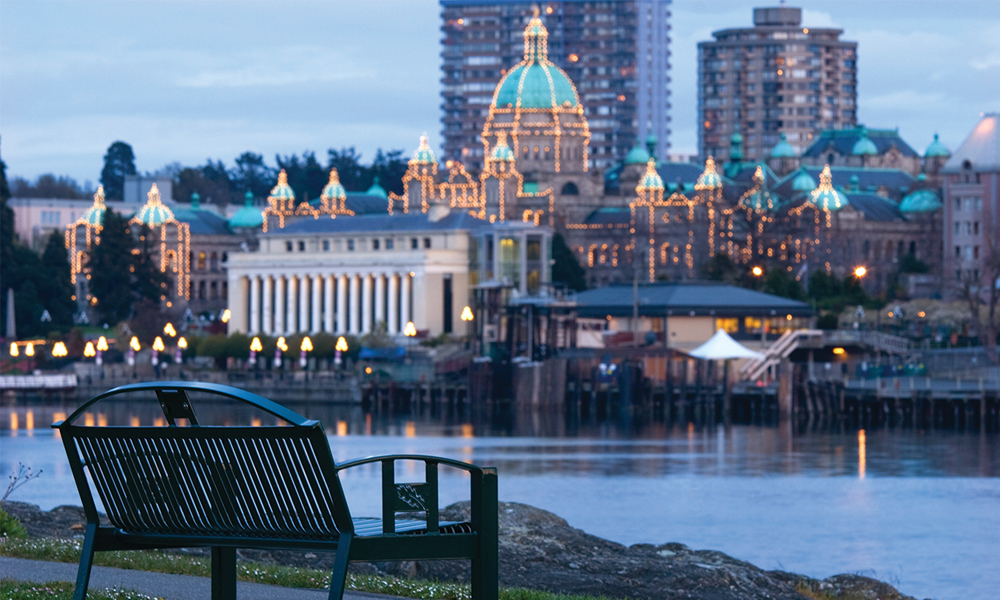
[326,147,366,191]
[132,223,171,305]
[89,210,134,324]
[230,152,275,200]
[39,231,76,333]
[0,159,14,336]
[100,141,137,200]
[551,233,587,291]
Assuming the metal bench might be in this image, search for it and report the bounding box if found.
[53,381,498,600]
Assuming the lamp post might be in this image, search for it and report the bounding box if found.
[9,342,18,358]
[461,305,474,351]
[220,309,231,324]
[164,322,177,338]
[300,336,312,369]
[275,336,287,368]
[84,342,96,360]
[403,321,417,353]
[152,337,164,365]
[249,336,262,366]
[128,336,140,378]
[176,337,187,364]
[96,336,108,366]
[52,342,68,358]
[335,336,348,368]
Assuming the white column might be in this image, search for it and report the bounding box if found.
[275,276,286,334]
[336,274,347,333]
[401,273,411,328]
[388,274,399,334]
[286,275,297,334]
[374,273,386,327]
[362,273,373,334]
[324,275,334,332]
[312,274,322,333]
[349,274,361,334]
[262,276,273,335]
[299,275,310,333]
[249,275,261,334]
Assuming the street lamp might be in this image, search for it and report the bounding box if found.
[152,337,165,365]
[275,336,288,368]
[220,309,231,323]
[300,336,313,368]
[96,336,108,366]
[25,342,35,357]
[249,336,262,366]
[335,336,348,367]
[84,342,96,359]
[751,266,763,277]
[403,322,417,337]
[164,323,177,337]
[461,306,474,322]
[176,337,187,364]
[9,342,18,357]
[52,342,68,358]
[128,336,140,366]
[854,266,867,278]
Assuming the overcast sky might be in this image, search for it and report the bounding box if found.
[2,0,998,185]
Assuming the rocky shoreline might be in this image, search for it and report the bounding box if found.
[2,501,924,600]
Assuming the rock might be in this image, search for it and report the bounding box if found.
[0,501,923,600]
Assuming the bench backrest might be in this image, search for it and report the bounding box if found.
[55,382,354,540]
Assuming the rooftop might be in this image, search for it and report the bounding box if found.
[575,282,812,318]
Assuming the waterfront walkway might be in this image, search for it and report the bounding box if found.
[0,556,399,600]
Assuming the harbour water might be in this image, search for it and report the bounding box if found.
[1,399,997,600]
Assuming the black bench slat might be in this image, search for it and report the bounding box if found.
[54,382,498,600]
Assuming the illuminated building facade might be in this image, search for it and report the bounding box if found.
[698,6,858,162]
[441,0,672,170]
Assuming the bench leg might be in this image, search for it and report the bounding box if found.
[212,547,238,600]
[326,535,352,600]
[471,472,499,600]
[72,524,98,600]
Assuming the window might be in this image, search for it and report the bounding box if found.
[561,182,579,195]
[386,238,394,250]
[348,239,355,251]
[286,241,293,252]
[373,239,380,250]
[298,241,305,252]
[322,240,330,251]
[411,237,419,249]
[715,318,739,334]
[955,246,961,258]
[423,237,432,249]
[197,252,206,270]
[974,222,980,235]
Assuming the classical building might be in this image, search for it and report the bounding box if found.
[697,6,858,162]
[942,113,1000,296]
[440,0,672,169]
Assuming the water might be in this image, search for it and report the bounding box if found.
[1,399,997,600]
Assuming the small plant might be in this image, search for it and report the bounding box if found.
[2,463,43,503]
[0,506,28,539]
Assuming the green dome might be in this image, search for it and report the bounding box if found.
[740,166,778,212]
[367,175,387,199]
[492,16,579,110]
[229,192,264,229]
[847,174,861,192]
[695,156,722,190]
[636,159,664,191]
[770,133,796,158]
[925,133,949,158]
[268,170,295,203]
[321,169,346,202]
[490,135,516,161]
[900,189,942,213]
[808,165,848,211]
[132,184,175,226]
[80,186,107,227]
[625,141,651,165]
[852,129,878,156]
[190,192,201,210]
[791,167,816,192]
[409,135,437,165]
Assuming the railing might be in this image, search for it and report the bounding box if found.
[741,329,823,381]
[825,330,912,354]
[0,374,78,389]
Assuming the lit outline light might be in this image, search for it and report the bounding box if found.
[128,183,192,300]
[66,186,107,285]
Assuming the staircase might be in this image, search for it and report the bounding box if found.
[740,329,823,382]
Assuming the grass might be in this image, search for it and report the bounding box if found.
[0,579,161,600]
[0,536,606,600]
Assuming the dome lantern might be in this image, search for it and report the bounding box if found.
[924,133,950,158]
[695,156,722,190]
[636,158,664,193]
[808,165,849,211]
[625,140,651,165]
[852,128,878,156]
[770,133,796,158]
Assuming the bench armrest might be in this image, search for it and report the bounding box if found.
[336,454,496,536]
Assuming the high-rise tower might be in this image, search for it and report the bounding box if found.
[697,6,857,162]
[441,0,672,171]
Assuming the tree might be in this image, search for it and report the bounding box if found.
[762,267,804,300]
[551,233,587,291]
[230,152,275,200]
[100,141,137,200]
[1,159,15,336]
[89,210,135,324]
[367,149,407,196]
[132,223,172,305]
[39,231,76,333]
[326,147,366,191]
[959,238,1000,364]
[10,174,90,199]
[699,253,740,284]
[277,151,327,200]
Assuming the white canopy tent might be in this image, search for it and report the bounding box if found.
[689,329,763,361]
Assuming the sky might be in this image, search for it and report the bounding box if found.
[1,0,998,185]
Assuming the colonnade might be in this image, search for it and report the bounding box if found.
[242,272,413,335]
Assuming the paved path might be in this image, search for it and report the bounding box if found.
[0,556,398,600]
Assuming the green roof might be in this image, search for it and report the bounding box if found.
[637,160,664,191]
[852,129,878,156]
[229,193,263,228]
[492,16,579,110]
[625,142,651,165]
[770,133,796,158]
[791,168,816,192]
[924,133,950,158]
[409,135,437,165]
[132,184,175,226]
[900,189,942,213]
[366,176,387,199]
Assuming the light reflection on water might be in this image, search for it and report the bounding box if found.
[2,398,998,600]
